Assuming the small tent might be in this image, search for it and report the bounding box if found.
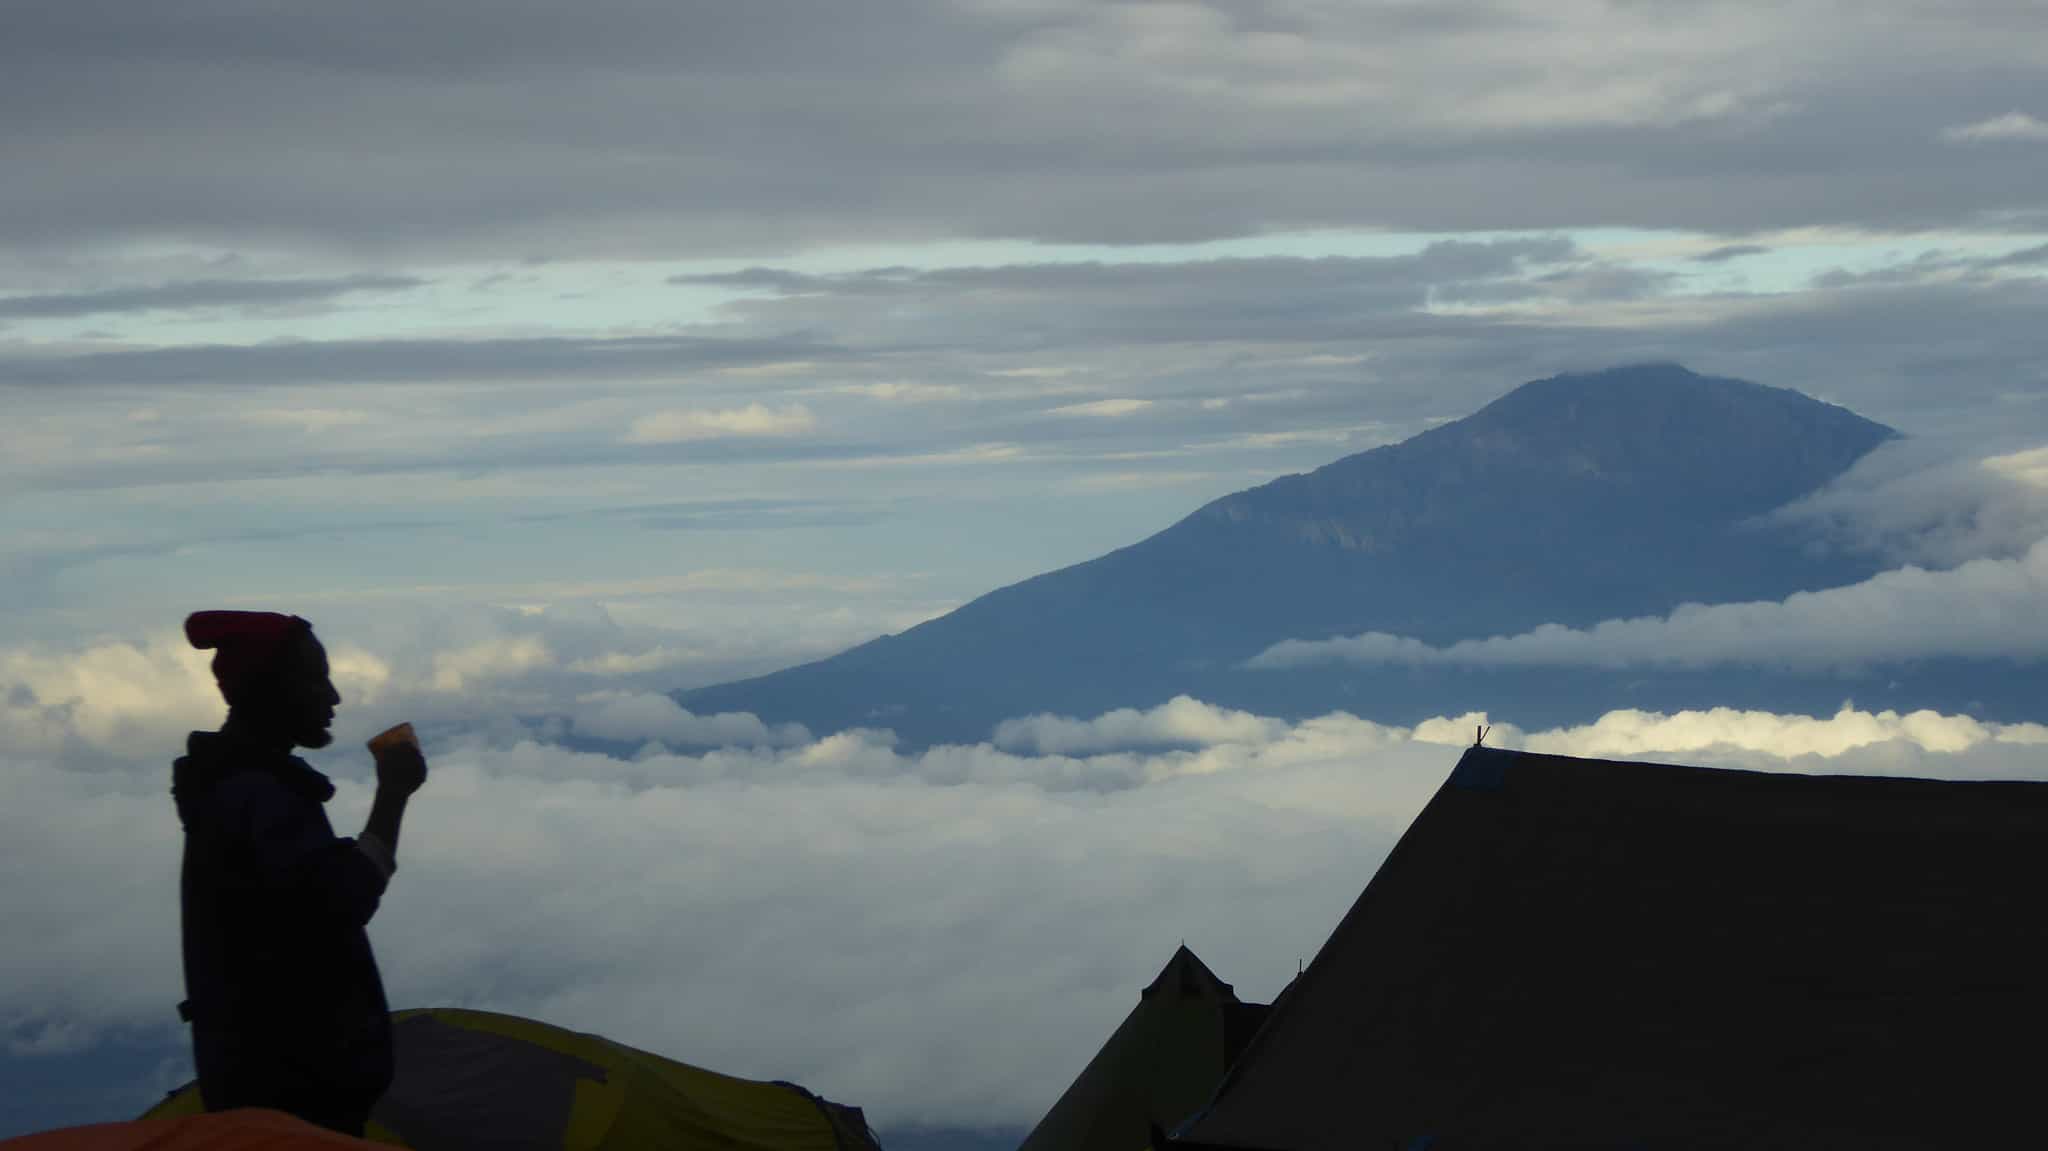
[1018,946,1268,1151]
[142,1008,881,1151]
[1171,746,2048,1150]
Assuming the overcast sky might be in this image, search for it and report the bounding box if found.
[5,0,2048,1138]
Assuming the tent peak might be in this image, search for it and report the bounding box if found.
[1142,943,1237,1003]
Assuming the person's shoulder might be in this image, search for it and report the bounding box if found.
[210,765,302,815]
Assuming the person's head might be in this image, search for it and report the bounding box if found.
[185,611,341,749]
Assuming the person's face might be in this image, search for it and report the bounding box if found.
[268,632,342,749]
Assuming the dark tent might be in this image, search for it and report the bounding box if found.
[1171,746,2048,1150]
[1019,946,1269,1151]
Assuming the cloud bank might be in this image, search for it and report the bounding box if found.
[6,623,2048,1133]
[1253,537,2048,673]
[1772,440,2048,567]
[7,0,2048,250]
[1252,439,2048,676]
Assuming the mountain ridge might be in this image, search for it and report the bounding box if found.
[678,364,1904,745]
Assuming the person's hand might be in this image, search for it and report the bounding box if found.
[375,742,427,797]
[369,725,428,797]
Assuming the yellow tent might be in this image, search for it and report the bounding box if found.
[144,1008,881,1151]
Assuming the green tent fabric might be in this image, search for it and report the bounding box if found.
[1172,746,2048,1150]
[1019,946,1268,1151]
[144,1008,881,1151]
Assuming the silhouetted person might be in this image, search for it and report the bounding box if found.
[172,611,427,1136]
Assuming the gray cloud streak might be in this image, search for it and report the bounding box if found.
[0,275,423,320]
[0,333,845,387]
[1694,244,1771,263]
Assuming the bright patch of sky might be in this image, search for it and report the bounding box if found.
[16,227,2048,349]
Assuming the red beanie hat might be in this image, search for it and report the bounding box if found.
[185,610,311,698]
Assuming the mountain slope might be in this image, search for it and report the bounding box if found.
[679,364,1901,744]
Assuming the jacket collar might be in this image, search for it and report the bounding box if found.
[174,727,337,821]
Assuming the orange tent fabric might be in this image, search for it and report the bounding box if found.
[1,1109,387,1151]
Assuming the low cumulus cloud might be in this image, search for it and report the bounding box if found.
[1469,704,2048,765]
[994,696,1288,754]
[7,619,2048,1130]
[426,635,553,693]
[1773,439,2048,567]
[570,691,812,750]
[0,638,225,766]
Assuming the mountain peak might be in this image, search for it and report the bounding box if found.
[678,365,1902,746]
[1465,361,1865,433]
[1211,363,1895,535]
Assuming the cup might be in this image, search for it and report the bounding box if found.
[367,722,419,757]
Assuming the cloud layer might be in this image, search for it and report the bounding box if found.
[6,623,2048,1132]
[5,1,2047,251]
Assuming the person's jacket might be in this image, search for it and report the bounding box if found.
[172,728,394,1111]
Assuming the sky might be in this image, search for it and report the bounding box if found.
[5,0,2048,1138]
